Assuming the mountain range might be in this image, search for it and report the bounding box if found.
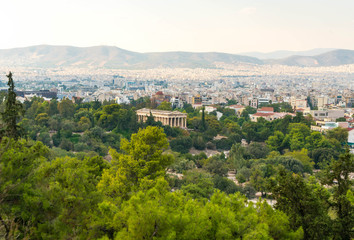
[0,45,354,69]
[240,48,336,59]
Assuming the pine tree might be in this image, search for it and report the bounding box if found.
[321,148,354,240]
[201,106,206,131]
[1,72,23,139]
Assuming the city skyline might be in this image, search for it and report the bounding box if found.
[2,0,354,53]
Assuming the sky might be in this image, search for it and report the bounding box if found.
[1,0,354,53]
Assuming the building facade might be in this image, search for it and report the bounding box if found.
[136,108,187,128]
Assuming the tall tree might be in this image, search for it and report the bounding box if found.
[321,148,354,240]
[272,168,332,240]
[1,72,23,139]
[201,106,206,131]
[98,126,173,201]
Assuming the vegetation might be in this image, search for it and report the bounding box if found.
[0,74,353,239]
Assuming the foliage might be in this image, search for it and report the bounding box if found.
[326,127,349,144]
[0,138,49,239]
[58,97,75,118]
[170,136,192,154]
[271,168,332,240]
[98,126,173,201]
[100,179,302,240]
[1,72,24,139]
[157,101,172,111]
[320,148,354,239]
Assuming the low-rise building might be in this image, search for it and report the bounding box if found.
[136,108,187,128]
[226,105,245,116]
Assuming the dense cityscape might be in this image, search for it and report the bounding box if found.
[1,0,354,239]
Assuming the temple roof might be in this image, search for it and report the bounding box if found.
[137,108,187,117]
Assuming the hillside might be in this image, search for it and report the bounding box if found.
[0,45,262,69]
[1,45,354,68]
[241,48,336,60]
[267,49,354,67]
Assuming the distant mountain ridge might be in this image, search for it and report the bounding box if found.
[0,45,353,68]
[240,48,336,59]
[266,49,354,67]
[0,45,262,69]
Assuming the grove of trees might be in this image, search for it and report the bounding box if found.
[0,73,353,239]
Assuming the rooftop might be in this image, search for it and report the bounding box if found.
[258,107,274,112]
[136,108,187,117]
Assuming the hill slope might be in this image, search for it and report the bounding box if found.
[267,49,354,67]
[241,48,336,59]
[0,45,262,69]
[1,45,354,68]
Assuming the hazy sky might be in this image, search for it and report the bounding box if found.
[1,0,354,53]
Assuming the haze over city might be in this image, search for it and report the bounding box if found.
[0,0,354,239]
[2,0,354,53]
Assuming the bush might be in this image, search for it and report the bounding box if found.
[74,142,89,152]
[206,141,216,150]
[59,138,74,151]
[170,136,192,154]
[213,175,241,194]
[193,135,206,150]
[236,173,246,183]
[241,184,256,198]
[214,138,233,150]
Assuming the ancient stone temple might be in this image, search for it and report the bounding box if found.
[136,108,187,128]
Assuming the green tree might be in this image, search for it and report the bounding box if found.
[58,97,75,118]
[286,123,311,151]
[157,101,172,111]
[98,126,173,201]
[192,134,206,150]
[104,181,302,240]
[77,116,91,132]
[1,72,23,139]
[227,143,247,172]
[48,98,59,116]
[203,154,228,177]
[326,127,348,144]
[336,117,347,122]
[250,167,269,197]
[170,136,192,154]
[272,168,332,240]
[242,122,257,143]
[310,147,339,169]
[284,149,314,173]
[181,169,214,199]
[246,142,269,159]
[266,131,285,152]
[0,138,49,239]
[321,148,354,240]
[31,156,107,239]
[35,112,50,126]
